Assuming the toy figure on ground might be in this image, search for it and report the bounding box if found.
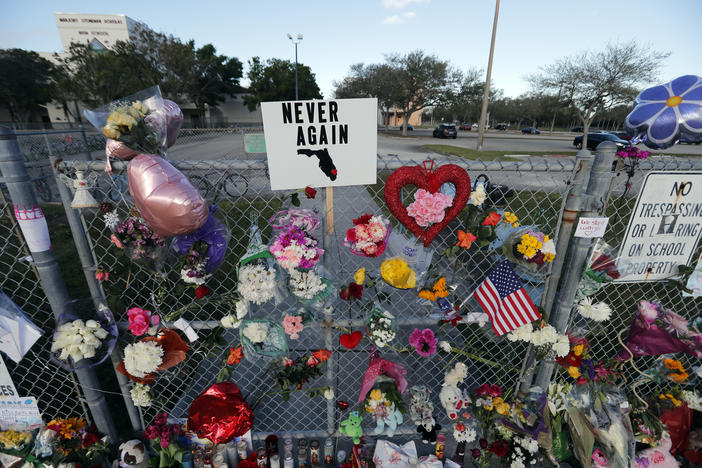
[340,411,364,444]
[417,414,442,444]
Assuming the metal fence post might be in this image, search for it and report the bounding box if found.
[0,126,118,441]
[534,141,615,389]
[45,136,144,432]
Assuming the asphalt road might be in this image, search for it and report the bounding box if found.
[379,128,702,157]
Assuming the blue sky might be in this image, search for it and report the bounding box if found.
[1,0,700,99]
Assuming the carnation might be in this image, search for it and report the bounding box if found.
[289,269,326,300]
[577,297,612,322]
[220,314,240,329]
[681,390,702,411]
[238,264,277,305]
[123,341,164,378]
[470,183,487,206]
[130,383,152,407]
[439,341,452,353]
[531,325,558,346]
[508,324,533,343]
[243,322,268,344]
[553,334,570,358]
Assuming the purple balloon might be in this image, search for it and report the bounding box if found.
[172,210,230,273]
[625,75,702,149]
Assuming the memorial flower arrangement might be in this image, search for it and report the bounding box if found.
[127,307,160,337]
[124,341,164,378]
[45,417,109,466]
[269,210,324,270]
[143,412,188,467]
[576,297,612,322]
[407,189,454,227]
[239,319,288,361]
[112,216,167,262]
[178,240,210,285]
[51,318,110,362]
[102,100,162,155]
[345,214,389,257]
[409,328,438,357]
[117,328,189,384]
[364,383,406,437]
[514,230,556,265]
[507,323,570,359]
[130,382,153,407]
[269,350,332,401]
[366,307,396,348]
[0,429,32,451]
[237,263,278,305]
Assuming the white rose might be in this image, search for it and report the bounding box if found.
[220,314,239,329]
[470,183,487,206]
[324,388,334,400]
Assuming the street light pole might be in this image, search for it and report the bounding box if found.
[477,0,500,151]
[287,33,303,100]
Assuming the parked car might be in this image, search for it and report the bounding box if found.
[572,132,630,150]
[521,127,541,134]
[458,123,472,131]
[611,131,632,141]
[433,123,457,139]
[495,123,508,131]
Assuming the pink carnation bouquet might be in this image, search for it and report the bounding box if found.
[406,189,453,227]
[344,213,390,257]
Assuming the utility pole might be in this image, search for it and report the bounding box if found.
[477,0,500,151]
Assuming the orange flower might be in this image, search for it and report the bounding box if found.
[226,346,244,365]
[663,358,685,372]
[456,230,478,249]
[313,349,332,363]
[482,212,501,226]
[669,372,689,383]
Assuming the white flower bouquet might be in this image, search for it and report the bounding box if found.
[240,319,288,363]
[287,267,336,311]
[365,306,396,348]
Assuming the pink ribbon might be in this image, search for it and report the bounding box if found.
[357,349,407,403]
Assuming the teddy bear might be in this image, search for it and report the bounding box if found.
[632,433,679,468]
[439,362,470,420]
[340,411,364,444]
[372,402,404,438]
[417,414,441,444]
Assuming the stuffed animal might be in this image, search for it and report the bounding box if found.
[372,402,404,438]
[408,385,433,425]
[633,433,678,468]
[340,411,364,444]
[439,362,470,420]
[118,439,149,468]
[417,415,441,444]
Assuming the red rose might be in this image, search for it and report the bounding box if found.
[476,384,491,397]
[349,282,363,299]
[565,353,583,368]
[479,438,488,449]
[471,449,482,459]
[305,186,317,199]
[353,214,373,226]
[489,385,503,397]
[195,285,211,299]
[82,432,99,448]
[339,287,350,300]
[489,440,509,458]
[576,376,588,385]
[346,228,357,243]
[531,251,545,266]
[455,422,465,431]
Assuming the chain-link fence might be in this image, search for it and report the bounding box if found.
[53,154,576,438]
[0,190,89,421]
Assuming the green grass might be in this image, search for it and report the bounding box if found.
[379,131,419,138]
[424,144,577,161]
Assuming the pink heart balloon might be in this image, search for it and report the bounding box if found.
[163,99,183,148]
[127,154,208,237]
[105,138,138,160]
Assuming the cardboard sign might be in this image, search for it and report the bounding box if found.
[261,98,378,190]
[0,397,42,429]
[616,171,702,282]
[575,217,609,238]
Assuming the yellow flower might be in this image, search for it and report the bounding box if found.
[572,344,584,357]
[354,268,366,285]
[516,243,528,255]
[567,366,581,379]
[659,393,682,407]
[493,398,510,415]
[523,247,537,259]
[369,389,382,400]
[544,253,555,263]
[503,212,520,227]
[380,258,416,289]
[483,401,493,411]
[103,124,120,139]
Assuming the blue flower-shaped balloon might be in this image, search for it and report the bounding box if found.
[625,75,702,149]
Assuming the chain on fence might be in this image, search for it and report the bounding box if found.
[55,153,576,436]
[0,191,89,421]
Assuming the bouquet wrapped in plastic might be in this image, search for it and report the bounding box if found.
[344,213,390,258]
[287,265,336,312]
[268,209,324,271]
[577,240,622,299]
[239,319,288,364]
[501,227,556,273]
[111,216,169,273]
[84,86,182,158]
[172,208,230,285]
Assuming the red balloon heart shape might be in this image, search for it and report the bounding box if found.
[339,331,363,349]
[384,163,470,246]
[337,400,350,411]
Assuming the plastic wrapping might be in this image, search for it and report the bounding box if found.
[113,216,170,274]
[624,75,702,149]
[577,240,621,299]
[501,226,556,274]
[239,319,288,364]
[0,291,42,364]
[268,209,324,271]
[365,305,397,349]
[286,265,336,313]
[188,382,254,444]
[49,301,117,372]
[344,214,390,258]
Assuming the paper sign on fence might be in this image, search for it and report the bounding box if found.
[261,98,377,190]
[574,217,609,238]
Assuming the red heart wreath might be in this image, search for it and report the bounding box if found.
[384,162,470,246]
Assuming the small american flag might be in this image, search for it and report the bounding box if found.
[474,260,541,336]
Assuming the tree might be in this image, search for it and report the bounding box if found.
[529,40,669,148]
[334,63,400,129]
[386,50,457,136]
[0,49,56,123]
[243,57,322,111]
[433,71,497,124]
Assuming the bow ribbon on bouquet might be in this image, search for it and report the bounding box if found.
[357,348,408,403]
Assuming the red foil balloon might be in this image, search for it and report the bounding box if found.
[106,139,139,160]
[127,154,208,237]
[163,99,184,148]
[188,382,254,444]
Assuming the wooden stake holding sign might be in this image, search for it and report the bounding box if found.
[326,187,334,235]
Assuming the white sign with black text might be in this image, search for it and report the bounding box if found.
[575,217,609,238]
[261,98,378,190]
[616,171,702,282]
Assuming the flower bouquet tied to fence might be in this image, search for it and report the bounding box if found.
[502,227,556,272]
[110,215,169,273]
[269,209,324,271]
[365,306,396,348]
[240,319,288,363]
[345,213,390,257]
